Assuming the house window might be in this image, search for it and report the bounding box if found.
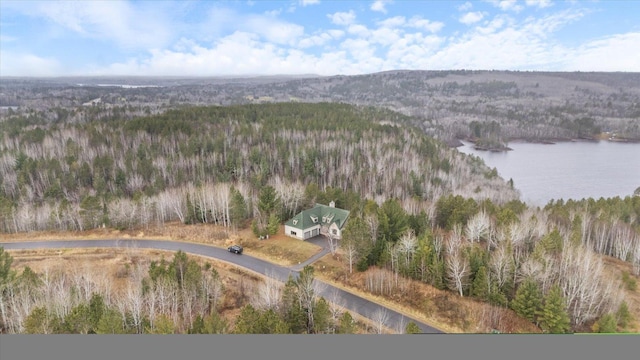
[290,231,297,236]
[310,215,318,223]
[293,219,298,225]
[332,229,337,235]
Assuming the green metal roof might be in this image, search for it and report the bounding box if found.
[285,203,350,231]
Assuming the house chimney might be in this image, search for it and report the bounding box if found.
[329,200,335,208]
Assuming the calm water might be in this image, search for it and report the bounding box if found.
[456,140,640,207]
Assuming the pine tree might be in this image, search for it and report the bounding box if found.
[471,266,489,300]
[266,212,280,235]
[338,312,355,334]
[258,185,278,215]
[616,301,633,330]
[537,285,571,334]
[230,187,247,228]
[96,308,126,334]
[592,314,617,333]
[185,193,196,224]
[405,321,422,334]
[510,278,543,323]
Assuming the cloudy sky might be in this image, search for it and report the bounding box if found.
[1,0,639,76]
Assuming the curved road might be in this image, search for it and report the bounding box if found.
[0,239,444,334]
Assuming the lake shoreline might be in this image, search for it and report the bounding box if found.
[451,135,640,151]
[456,139,640,206]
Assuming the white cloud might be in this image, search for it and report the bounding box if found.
[201,8,304,46]
[298,30,344,48]
[327,29,345,38]
[407,16,444,33]
[370,27,402,46]
[486,0,524,12]
[565,32,640,71]
[328,10,356,26]
[0,51,62,76]
[424,10,588,70]
[300,0,320,6]
[378,16,406,28]
[525,0,553,9]
[243,15,305,45]
[95,31,362,77]
[347,24,370,37]
[11,1,174,50]
[371,0,393,14]
[458,2,473,11]
[475,16,508,35]
[459,12,485,25]
[264,9,282,17]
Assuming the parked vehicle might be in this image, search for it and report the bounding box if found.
[228,245,243,254]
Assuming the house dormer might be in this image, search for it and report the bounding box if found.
[310,215,318,223]
[329,200,335,208]
[292,219,298,225]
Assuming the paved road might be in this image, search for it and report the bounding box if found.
[290,235,330,271]
[0,239,444,334]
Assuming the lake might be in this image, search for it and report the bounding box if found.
[456,140,640,207]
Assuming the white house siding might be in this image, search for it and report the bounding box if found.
[285,224,321,240]
[329,222,342,239]
[305,225,321,239]
[284,225,304,240]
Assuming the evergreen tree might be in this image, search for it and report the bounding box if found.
[592,314,617,333]
[258,185,279,215]
[229,187,248,228]
[281,276,306,334]
[202,311,229,334]
[338,312,355,334]
[147,314,176,334]
[185,193,196,224]
[405,321,422,334]
[63,303,93,334]
[233,304,261,334]
[471,266,489,301]
[616,301,633,330]
[341,216,372,272]
[488,282,508,307]
[96,308,126,334]
[266,212,280,235]
[537,285,571,334]
[379,199,408,243]
[313,298,332,334]
[88,293,106,330]
[510,278,543,323]
[23,307,61,334]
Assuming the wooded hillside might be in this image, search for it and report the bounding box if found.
[0,102,517,233]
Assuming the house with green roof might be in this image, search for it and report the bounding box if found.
[284,201,350,240]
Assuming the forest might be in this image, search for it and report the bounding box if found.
[0,101,638,334]
[2,71,639,146]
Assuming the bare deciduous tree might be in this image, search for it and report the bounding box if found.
[370,308,389,334]
[446,227,469,297]
[251,271,282,311]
